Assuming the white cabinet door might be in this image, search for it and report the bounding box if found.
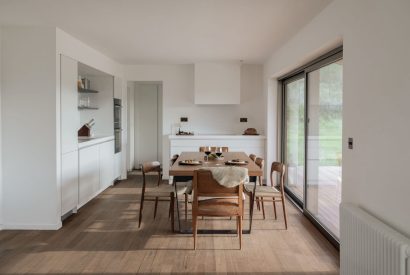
[114,76,122,99]
[61,55,79,154]
[79,145,100,207]
[114,152,121,179]
[100,140,115,189]
[61,150,79,215]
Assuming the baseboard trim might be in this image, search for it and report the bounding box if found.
[2,221,62,230]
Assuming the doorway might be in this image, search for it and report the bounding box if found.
[127,82,162,170]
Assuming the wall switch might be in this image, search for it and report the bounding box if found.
[240,117,248,122]
[180,117,188,122]
[348,137,353,149]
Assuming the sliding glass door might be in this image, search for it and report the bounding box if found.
[283,75,305,204]
[282,48,343,244]
[306,59,343,239]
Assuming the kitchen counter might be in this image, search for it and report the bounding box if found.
[78,135,115,149]
[169,134,266,140]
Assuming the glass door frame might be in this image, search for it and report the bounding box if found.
[281,72,306,209]
[280,46,343,249]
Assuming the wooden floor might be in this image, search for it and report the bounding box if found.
[0,173,339,274]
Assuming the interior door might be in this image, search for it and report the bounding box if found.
[134,84,159,167]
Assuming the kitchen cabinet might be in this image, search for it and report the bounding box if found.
[61,150,79,215]
[100,140,115,189]
[79,144,100,207]
[194,62,240,104]
[60,55,80,154]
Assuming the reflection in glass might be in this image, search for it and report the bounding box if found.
[284,77,305,202]
[306,60,343,238]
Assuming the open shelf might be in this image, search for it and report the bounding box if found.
[78,88,99,94]
[78,106,99,110]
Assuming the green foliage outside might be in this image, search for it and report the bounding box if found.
[285,61,343,166]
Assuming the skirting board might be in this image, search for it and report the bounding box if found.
[1,221,62,230]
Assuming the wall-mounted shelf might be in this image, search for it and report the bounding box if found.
[78,106,99,110]
[78,88,99,94]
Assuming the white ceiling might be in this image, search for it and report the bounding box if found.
[0,0,331,64]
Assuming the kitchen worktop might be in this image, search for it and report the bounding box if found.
[168,134,266,140]
[78,135,115,149]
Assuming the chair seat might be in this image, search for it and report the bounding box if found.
[145,184,187,197]
[197,198,241,216]
[244,184,282,197]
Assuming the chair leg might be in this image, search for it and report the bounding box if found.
[238,216,243,250]
[153,197,159,219]
[138,195,144,228]
[273,198,277,220]
[282,198,288,230]
[256,197,260,211]
[185,193,188,221]
[170,194,175,232]
[193,213,198,250]
[261,198,265,219]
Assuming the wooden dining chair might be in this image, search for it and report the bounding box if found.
[199,146,229,152]
[170,154,192,220]
[245,157,265,215]
[192,169,244,250]
[245,162,288,229]
[249,154,256,162]
[138,161,187,231]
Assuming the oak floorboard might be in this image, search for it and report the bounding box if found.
[0,172,339,275]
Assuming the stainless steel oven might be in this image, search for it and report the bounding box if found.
[114,98,121,130]
[114,98,122,153]
[114,129,122,153]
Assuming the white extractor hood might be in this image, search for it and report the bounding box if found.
[194,62,241,105]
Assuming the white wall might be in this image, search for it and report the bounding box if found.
[0,28,2,228]
[56,29,123,78]
[264,0,410,238]
[124,64,264,178]
[1,26,60,229]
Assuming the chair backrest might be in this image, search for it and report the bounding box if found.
[255,157,264,169]
[199,146,229,152]
[249,154,256,162]
[270,162,286,192]
[141,161,162,190]
[193,169,243,198]
[170,154,179,166]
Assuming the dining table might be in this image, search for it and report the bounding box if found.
[169,151,263,234]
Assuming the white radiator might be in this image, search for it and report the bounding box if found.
[341,203,410,275]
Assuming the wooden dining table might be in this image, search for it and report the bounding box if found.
[169,151,263,234]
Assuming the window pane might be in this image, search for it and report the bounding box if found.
[284,77,305,201]
[306,59,343,238]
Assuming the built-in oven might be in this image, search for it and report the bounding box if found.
[114,129,121,153]
[114,98,122,153]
